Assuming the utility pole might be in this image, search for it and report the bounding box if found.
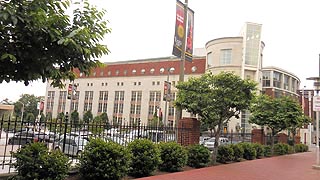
[307,54,320,170]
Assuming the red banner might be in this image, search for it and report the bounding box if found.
[172,0,194,62]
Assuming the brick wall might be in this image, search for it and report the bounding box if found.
[177,118,200,146]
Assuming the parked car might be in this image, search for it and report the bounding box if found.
[199,136,211,145]
[105,136,127,146]
[203,137,229,150]
[8,131,48,146]
[53,136,88,156]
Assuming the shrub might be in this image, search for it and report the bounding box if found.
[294,144,309,152]
[158,142,188,172]
[239,142,256,160]
[252,143,264,158]
[273,143,290,155]
[9,142,70,180]
[127,139,161,178]
[263,145,272,157]
[187,144,211,168]
[230,144,244,162]
[79,138,131,180]
[216,145,234,163]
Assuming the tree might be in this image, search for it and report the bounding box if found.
[175,72,257,164]
[283,96,311,147]
[14,94,42,120]
[83,110,93,123]
[57,112,65,122]
[249,95,303,150]
[0,0,110,87]
[70,110,80,126]
[100,112,109,124]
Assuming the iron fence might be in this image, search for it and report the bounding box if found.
[0,115,192,174]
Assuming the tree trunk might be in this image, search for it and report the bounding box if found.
[271,129,275,155]
[211,122,222,165]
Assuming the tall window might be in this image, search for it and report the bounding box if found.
[262,71,270,87]
[57,91,67,113]
[84,91,94,112]
[130,91,142,125]
[113,91,124,124]
[98,91,108,113]
[207,52,213,67]
[46,91,55,112]
[220,49,232,65]
[148,91,161,119]
[273,72,281,88]
[284,75,289,90]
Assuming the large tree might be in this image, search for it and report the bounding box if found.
[0,0,110,87]
[14,94,43,120]
[175,72,257,164]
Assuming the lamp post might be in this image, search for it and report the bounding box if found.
[164,67,175,126]
[18,102,24,122]
[307,54,320,169]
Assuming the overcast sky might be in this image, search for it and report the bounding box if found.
[1,0,320,102]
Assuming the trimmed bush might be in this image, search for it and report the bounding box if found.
[230,144,244,162]
[187,144,211,168]
[79,138,131,180]
[239,142,256,160]
[294,144,309,152]
[10,142,70,180]
[252,143,264,158]
[273,143,290,155]
[127,139,161,178]
[263,145,272,157]
[217,145,234,163]
[158,142,188,172]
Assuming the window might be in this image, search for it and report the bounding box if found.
[220,49,232,65]
[124,70,127,75]
[273,72,281,88]
[100,71,104,76]
[141,69,145,74]
[108,71,111,76]
[138,82,141,85]
[152,81,155,85]
[134,82,137,86]
[207,52,213,67]
[262,71,270,87]
[284,75,289,90]
[115,70,119,75]
[150,68,155,74]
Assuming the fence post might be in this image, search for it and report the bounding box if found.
[62,112,68,153]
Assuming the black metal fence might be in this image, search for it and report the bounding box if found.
[201,131,253,144]
[0,115,192,174]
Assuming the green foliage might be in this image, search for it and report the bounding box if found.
[239,142,256,160]
[294,144,309,152]
[10,142,70,180]
[230,143,244,161]
[57,112,65,121]
[187,144,211,168]
[263,145,272,157]
[70,111,80,126]
[0,0,110,87]
[79,138,130,180]
[175,71,257,164]
[14,94,42,119]
[216,145,234,163]
[26,113,35,122]
[127,139,161,178]
[273,143,290,155]
[252,143,264,158]
[158,142,188,172]
[83,110,93,123]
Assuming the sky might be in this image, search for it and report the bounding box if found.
[1,0,320,102]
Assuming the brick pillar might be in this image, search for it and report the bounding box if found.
[177,118,200,146]
[278,133,288,144]
[252,129,265,144]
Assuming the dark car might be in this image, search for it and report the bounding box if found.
[8,131,47,145]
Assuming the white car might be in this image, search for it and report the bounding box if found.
[203,137,229,150]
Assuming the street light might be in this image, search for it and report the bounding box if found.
[17,101,24,122]
[164,67,175,126]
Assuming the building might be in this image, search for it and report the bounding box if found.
[44,22,304,134]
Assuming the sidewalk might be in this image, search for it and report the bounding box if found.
[138,147,320,180]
